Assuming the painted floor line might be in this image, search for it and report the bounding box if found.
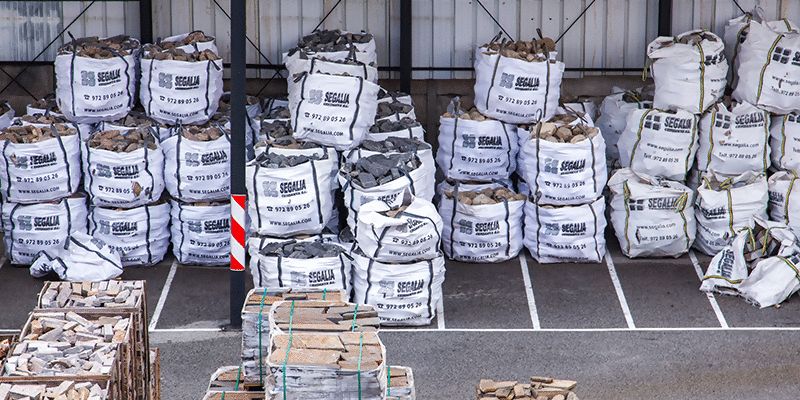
[384,326,800,333]
[148,260,178,331]
[150,328,223,333]
[518,253,541,329]
[605,253,636,329]
[437,295,446,330]
[0,329,20,333]
[689,250,730,328]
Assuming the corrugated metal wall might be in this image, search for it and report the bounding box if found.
[2,0,800,79]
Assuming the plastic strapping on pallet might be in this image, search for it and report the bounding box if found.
[386,365,392,396]
[235,365,242,390]
[257,290,267,385]
[282,300,296,399]
[322,288,327,300]
[351,303,359,331]
[357,332,364,400]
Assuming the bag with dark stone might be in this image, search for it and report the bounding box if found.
[345,137,435,183]
[523,197,607,264]
[170,200,231,266]
[0,101,14,130]
[1,193,88,265]
[339,153,435,231]
[368,117,425,141]
[88,201,170,267]
[378,89,413,107]
[0,125,82,203]
[286,55,379,97]
[247,239,351,292]
[375,100,416,123]
[159,30,217,54]
[54,35,139,123]
[256,137,339,189]
[162,124,231,202]
[83,127,165,207]
[284,29,377,65]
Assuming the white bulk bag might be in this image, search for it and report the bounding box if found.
[647,30,727,114]
[367,124,425,142]
[523,197,607,264]
[140,57,223,125]
[246,154,334,237]
[519,124,607,206]
[286,57,379,94]
[88,202,170,267]
[376,106,417,124]
[767,170,800,235]
[357,192,442,263]
[55,43,137,123]
[608,168,696,258]
[284,31,378,66]
[739,254,800,308]
[257,143,339,191]
[696,101,770,175]
[97,118,174,142]
[247,239,351,292]
[29,232,122,281]
[694,171,769,256]
[618,108,699,181]
[352,251,445,326]
[734,21,800,114]
[378,90,413,107]
[0,102,14,130]
[170,200,230,266]
[436,116,518,181]
[439,192,525,263]
[770,113,800,173]
[0,127,82,203]
[595,89,653,165]
[723,11,797,89]
[473,47,564,123]
[345,144,435,186]
[2,194,88,265]
[289,73,379,150]
[161,31,218,54]
[162,129,231,202]
[83,130,165,208]
[435,178,512,199]
[339,156,435,231]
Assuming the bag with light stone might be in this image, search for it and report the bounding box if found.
[769,112,800,173]
[247,238,351,292]
[247,152,334,237]
[357,191,442,263]
[160,31,218,54]
[88,202,170,267]
[289,73,379,150]
[352,250,445,326]
[473,36,564,123]
[29,231,122,281]
[694,171,769,256]
[140,54,223,125]
[436,111,518,181]
[647,30,727,114]
[618,108,699,181]
[696,101,770,176]
[435,178,512,200]
[97,113,174,142]
[595,87,653,166]
[16,114,94,142]
[170,200,230,266]
[162,125,231,202]
[734,21,800,114]
[2,193,88,265]
[608,168,695,258]
[767,171,800,235]
[523,197,607,264]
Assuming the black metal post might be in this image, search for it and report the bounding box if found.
[399,0,412,93]
[229,0,246,329]
[658,0,672,36]
[139,0,153,44]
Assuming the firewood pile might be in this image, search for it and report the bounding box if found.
[478,376,580,400]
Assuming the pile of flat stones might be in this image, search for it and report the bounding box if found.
[38,281,143,309]
[376,101,413,119]
[19,114,71,125]
[378,89,409,102]
[531,121,599,144]
[180,125,224,142]
[88,128,157,152]
[481,37,556,62]
[251,151,321,168]
[262,106,291,120]
[359,137,428,153]
[268,331,384,376]
[142,46,220,61]
[445,187,526,205]
[29,97,60,113]
[258,240,344,259]
[105,112,166,129]
[158,31,215,49]
[441,108,491,121]
[270,300,380,332]
[0,125,76,143]
[341,153,421,188]
[294,29,373,52]
[0,381,108,399]
[58,35,139,57]
[370,117,420,133]
[478,377,580,400]
[261,121,293,141]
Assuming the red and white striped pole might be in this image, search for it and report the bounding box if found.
[230,194,247,273]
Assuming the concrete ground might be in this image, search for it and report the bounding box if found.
[1,237,800,399]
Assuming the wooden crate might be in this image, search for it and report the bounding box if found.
[207,365,264,392]
[36,280,150,399]
[150,348,161,400]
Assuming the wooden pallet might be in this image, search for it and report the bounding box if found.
[150,348,161,400]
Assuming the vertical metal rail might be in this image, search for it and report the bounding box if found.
[658,0,672,36]
[399,0,412,93]
[229,0,247,329]
[139,0,153,44]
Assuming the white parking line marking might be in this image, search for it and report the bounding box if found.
[436,295,446,330]
[384,327,800,333]
[519,254,541,329]
[150,328,222,333]
[148,261,178,331]
[689,250,729,328]
[0,329,20,333]
[605,253,636,329]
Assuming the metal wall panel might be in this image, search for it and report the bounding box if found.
[670,0,800,38]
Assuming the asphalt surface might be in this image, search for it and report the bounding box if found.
[2,236,800,399]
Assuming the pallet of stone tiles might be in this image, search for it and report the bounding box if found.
[268,300,381,334]
[0,310,136,400]
[0,336,14,365]
[202,391,265,400]
[385,365,415,400]
[241,288,347,383]
[477,376,580,400]
[149,348,160,400]
[265,331,387,399]
[36,280,150,399]
[207,366,264,392]
[0,376,112,399]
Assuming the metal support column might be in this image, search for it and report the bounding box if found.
[658,0,672,36]
[399,0,412,93]
[229,0,247,329]
[139,0,153,44]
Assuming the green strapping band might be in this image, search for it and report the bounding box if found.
[386,365,392,396]
[351,303,360,331]
[357,332,364,400]
[257,290,268,385]
[282,300,296,399]
[235,365,242,390]
[322,288,327,300]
